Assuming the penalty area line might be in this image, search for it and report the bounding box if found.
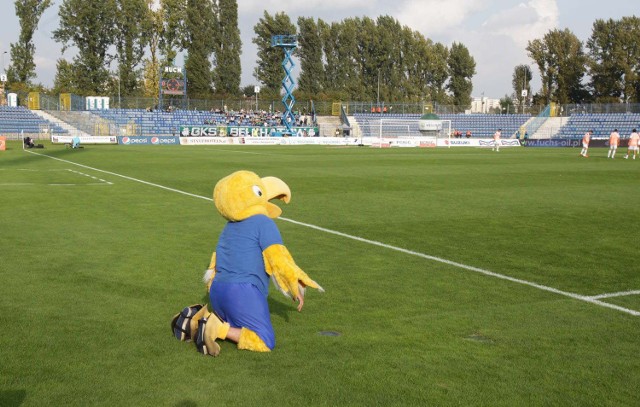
[26,150,640,317]
[587,290,640,300]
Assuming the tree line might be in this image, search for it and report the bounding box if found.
[509,16,640,109]
[5,0,476,106]
[5,0,640,108]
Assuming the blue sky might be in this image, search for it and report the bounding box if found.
[0,0,637,98]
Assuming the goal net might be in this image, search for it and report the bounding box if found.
[353,118,451,147]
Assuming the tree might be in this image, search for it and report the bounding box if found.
[399,27,434,102]
[426,42,450,104]
[253,11,297,95]
[297,16,324,96]
[512,64,532,113]
[586,18,622,102]
[141,0,163,99]
[8,0,53,84]
[241,85,256,97]
[527,28,588,104]
[319,20,339,95]
[52,58,77,94]
[54,0,118,94]
[183,0,215,98]
[336,17,364,100]
[159,0,187,66]
[375,16,404,101]
[447,42,476,108]
[587,17,640,103]
[114,0,151,97]
[212,0,242,96]
[499,94,515,114]
[616,16,640,102]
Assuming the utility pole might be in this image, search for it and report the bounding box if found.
[521,66,527,114]
[377,69,380,105]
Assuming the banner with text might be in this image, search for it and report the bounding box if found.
[180,137,361,146]
[523,138,628,148]
[436,138,521,147]
[118,136,180,145]
[51,135,117,144]
[179,125,319,138]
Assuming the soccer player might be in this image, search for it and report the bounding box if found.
[608,129,620,159]
[624,129,639,160]
[580,130,592,157]
[492,129,501,152]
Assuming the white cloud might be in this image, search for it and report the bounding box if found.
[34,55,57,70]
[483,0,559,47]
[238,0,369,15]
[396,0,488,36]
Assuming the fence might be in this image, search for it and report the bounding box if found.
[7,89,640,118]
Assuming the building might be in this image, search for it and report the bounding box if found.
[470,96,501,113]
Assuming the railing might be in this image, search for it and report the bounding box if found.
[559,103,640,115]
[8,90,640,118]
[524,105,551,138]
[310,100,318,126]
[340,104,350,132]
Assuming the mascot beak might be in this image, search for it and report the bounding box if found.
[261,176,291,218]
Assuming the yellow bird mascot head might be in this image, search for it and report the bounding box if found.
[171,170,323,357]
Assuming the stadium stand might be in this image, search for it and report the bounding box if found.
[352,113,531,138]
[0,106,67,134]
[87,108,296,136]
[554,113,640,139]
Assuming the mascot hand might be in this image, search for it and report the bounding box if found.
[203,252,217,292]
[263,244,324,311]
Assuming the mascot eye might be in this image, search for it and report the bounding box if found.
[252,185,263,197]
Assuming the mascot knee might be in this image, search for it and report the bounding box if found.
[238,328,273,352]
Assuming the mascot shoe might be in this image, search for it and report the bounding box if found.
[171,304,206,341]
[194,311,230,357]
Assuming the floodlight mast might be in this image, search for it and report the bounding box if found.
[271,35,297,134]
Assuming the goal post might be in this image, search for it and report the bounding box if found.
[353,118,451,148]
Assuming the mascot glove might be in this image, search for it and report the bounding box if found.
[263,244,324,305]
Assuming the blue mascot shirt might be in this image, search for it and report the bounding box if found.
[214,214,283,297]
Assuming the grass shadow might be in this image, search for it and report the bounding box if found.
[0,389,27,407]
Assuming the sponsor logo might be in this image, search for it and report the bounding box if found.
[450,139,472,145]
[418,120,443,131]
[524,139,581,148]
[127,138,149,144]
[501,140,521,146]
[118,136,179,145]
[181,126,221,137]
[180,137,230,145]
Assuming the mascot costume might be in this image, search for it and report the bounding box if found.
[171,170,324,356]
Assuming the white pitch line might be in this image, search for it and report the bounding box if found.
[26,150,208,201]
[0,168,111,186]
[24,150,640,317]
[66,169,113,185]
[587,290,640,300]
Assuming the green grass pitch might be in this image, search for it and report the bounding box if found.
[1,141,639,406]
